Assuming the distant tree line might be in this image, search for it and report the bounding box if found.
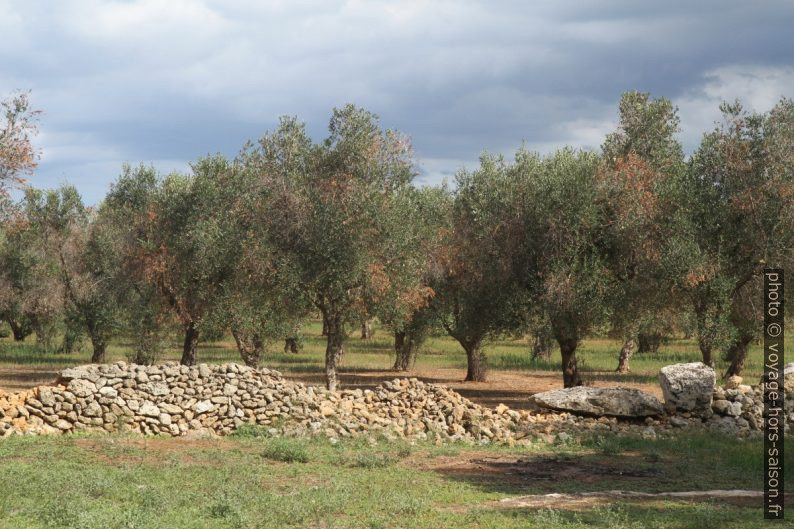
[1,91,792,389]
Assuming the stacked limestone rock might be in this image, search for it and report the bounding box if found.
[1,361,679,443]
[706,366,794,438]
[4,360,791,443]
[658,361,794,438]
[0,362,533,442]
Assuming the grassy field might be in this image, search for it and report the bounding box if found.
[1,323,791,527]
[0,320,785,394]
[0,429,789,528]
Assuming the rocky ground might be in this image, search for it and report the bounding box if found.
[0,361,791,444]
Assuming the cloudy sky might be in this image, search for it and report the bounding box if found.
[2,0,793,204]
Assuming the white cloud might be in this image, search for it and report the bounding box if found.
[675,65,794,151]
[2,1,793,202]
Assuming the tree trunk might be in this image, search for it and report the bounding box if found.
[9,319,31,342]
[615,338,636,373]
[394,330,418,371]
[695,306,716,368]
[724,333,753,378]
[698,334,715,368]
[321,318,329,337]
[284,337,300,354]
[360,320,373,339]
[393,331,406,370]
[324,313,344,391]
[463,340,487,382]
[637,333,662,354]
[90,334,107,363]
[558,338,580,388]
[531,332,552,361]
[232,330,263,367]
[181,321,199,366]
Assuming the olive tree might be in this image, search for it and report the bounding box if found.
[599,92,688,372]
[210,160,312,367]
[518,148,617,387]
[684,99,794,375]
[24,185,120,361]
[103,160,245,365]
[377,186,447,372]
[429,154,530,382]
[244,106,429,390]
[0,91,39,194]
[0,198,61,345]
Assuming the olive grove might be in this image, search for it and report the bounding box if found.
[1,91,792,389]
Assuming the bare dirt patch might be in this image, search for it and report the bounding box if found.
[71,436,239,466]
[0,366,62,392]
[425,451,660,492]
[493,490,794,510]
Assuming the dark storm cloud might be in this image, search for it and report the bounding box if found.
[1,0,792,201]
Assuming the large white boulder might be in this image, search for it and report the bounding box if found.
[659,362,715,413]
[529,386,664,418]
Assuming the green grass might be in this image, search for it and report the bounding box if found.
[0,431,788,528]
[1,319,788,392]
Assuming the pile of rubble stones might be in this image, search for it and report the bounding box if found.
[0,361,791,443]
[528,362,793,439]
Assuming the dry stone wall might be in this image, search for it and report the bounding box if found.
[0,361,791,443]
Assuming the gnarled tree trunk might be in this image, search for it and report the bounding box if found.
[462,339,487,382]
[284,337,300,354]
[724,332,753,378]
[8,318,32,342]
[531,332,552,361]
[360,320,373,339]
[615,338,636,373]
[323,312,344,391]
[90,334,107,363]
[637,333,662,354]
[233,330,264,367]
[558,338,581,388]
[393,330,419,371]
[181,321,199,366]
[699,342,715,368]
[695,305,717,368]
[393,331,407,370]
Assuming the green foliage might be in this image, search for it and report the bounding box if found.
[242,105,430,388]
[681,98,794,372]
[22,185,120,360]
[2,95,792,386]
[518,149,617,354]
[599,92,688,345]
[260,438,311,463]
[428,154,531,379]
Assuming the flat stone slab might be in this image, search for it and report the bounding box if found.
[529,386,663,418]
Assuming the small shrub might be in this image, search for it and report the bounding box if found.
[345,451,398,468]
[260,438,310,463]
[590,435,623,456]
[232,424,272,439]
